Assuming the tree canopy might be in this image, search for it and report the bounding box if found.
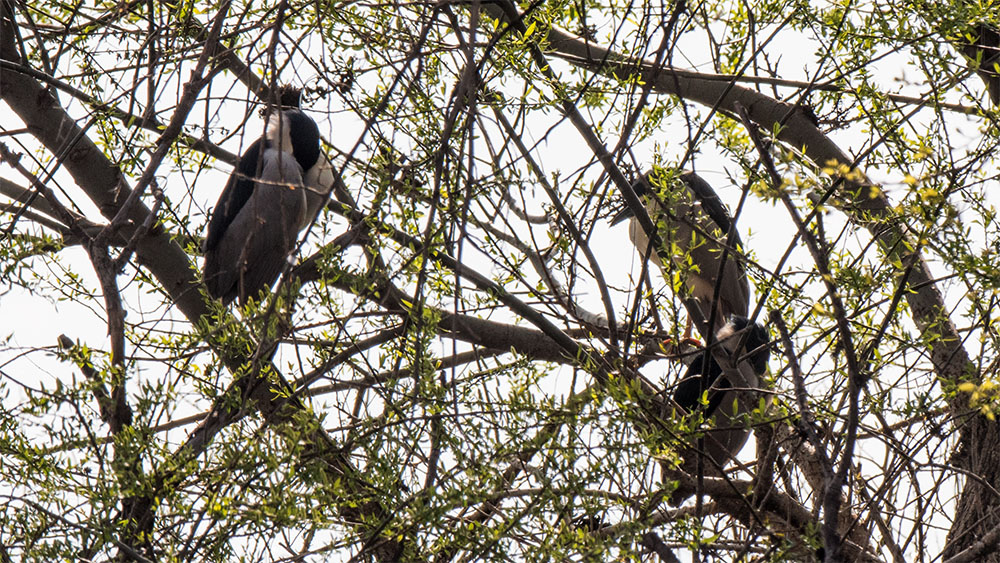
[3,0,1000,561]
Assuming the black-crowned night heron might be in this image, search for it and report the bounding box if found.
[203,107,333,305]
[612,169,749,336]
[672,315,770,470]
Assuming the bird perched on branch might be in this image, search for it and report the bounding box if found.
[610,169,765,481]
[672,315,770,470]
[203,94,333,305]
[612,168,750,338]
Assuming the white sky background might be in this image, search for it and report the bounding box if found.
[1,1,997,560]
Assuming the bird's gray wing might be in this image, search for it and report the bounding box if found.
[631,170,750,323]
[677,171,751,321]
[204,138,264,254]
[204,149,307,305]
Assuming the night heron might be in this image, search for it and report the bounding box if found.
[612,169,750,336]
[672,315,770,470]
[203,107,333,305]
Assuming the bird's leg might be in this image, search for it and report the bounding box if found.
[650,313,705,360]
[656,319,703,360]
[664,316,702,352]
[681,316,699,346]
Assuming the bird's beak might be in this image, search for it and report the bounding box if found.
[610,205,634,226]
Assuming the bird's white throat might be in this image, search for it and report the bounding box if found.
[265,111,297,156]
